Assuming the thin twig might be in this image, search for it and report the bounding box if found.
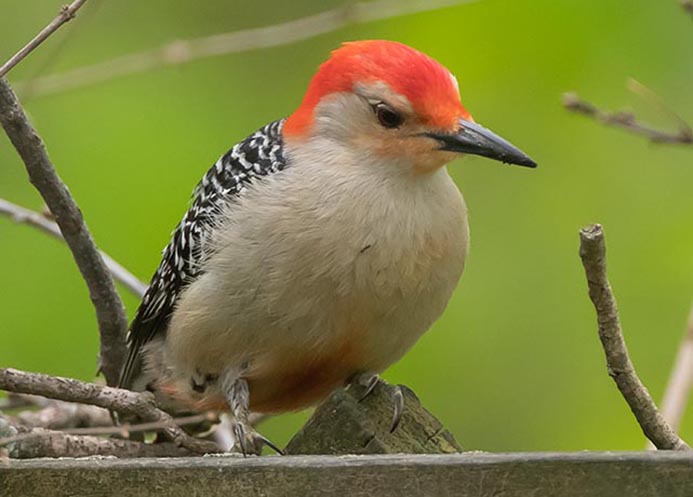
[9,399,111,431]
[14,0,479,97]
[0,79,128,386]
[579,224,690,451]
[0,413,215,448]
[646,304,693,449]
[0,394,36,412]
[8,427,195,458]
[0,198,146,297]
[562,91,693,145]
[0,0,89,78]
[0,368,220,455]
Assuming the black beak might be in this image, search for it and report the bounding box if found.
[426,119,537,168]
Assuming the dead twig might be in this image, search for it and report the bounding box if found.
[0,0,89,78]
[15,0,478,97]
[0,368,220,455]
[0,394,39,412]
[562,91,693,145]
[0,412,215,448]
[0,198,146,298]
[579,224,690,451]
[8,399,111,431]
[0,79,128,386]
[647,304,693,449]
[8,427,195,458]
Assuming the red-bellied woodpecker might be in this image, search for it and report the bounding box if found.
[119,40,536,454]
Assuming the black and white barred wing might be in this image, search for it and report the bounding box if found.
[119,119,287,388]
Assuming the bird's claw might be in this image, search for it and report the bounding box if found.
[350,373,405,433]
[231,420,283,456]
[358,374,380,401]
[390,384,404,433]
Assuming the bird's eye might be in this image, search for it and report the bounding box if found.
[374,103,403,129]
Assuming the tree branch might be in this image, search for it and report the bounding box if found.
[0,0,89,78]
[8,399,112,431]
[562,91,693,145]
[8,426,195,458]
[1,413,215,449]
[15,0,479,97]
[0,393,38,412]
[0,198,146,298]
[578,224,690,451]
[0,79,128,386]
[0,368,220,455]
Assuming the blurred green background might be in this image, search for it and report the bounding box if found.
[2,0,693,452]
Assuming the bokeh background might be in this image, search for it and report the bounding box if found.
[2,0,693,452]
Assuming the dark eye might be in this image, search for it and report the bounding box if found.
[374,103,403,129]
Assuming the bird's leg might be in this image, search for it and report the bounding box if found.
[348,372,405,433]
[222,375,282,456]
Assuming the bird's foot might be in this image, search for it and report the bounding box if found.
[223,375,283,456]
[348,373,405,433]
[230,419,283,456]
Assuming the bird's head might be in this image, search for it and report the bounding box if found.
[284,40,536,173]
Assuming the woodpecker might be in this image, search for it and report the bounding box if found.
[119,40,536,454]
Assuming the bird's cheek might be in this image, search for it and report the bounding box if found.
[411,150,457,174]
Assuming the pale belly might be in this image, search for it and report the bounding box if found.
[160,165,469,413]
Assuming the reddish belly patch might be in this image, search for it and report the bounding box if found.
[167,335,366,414]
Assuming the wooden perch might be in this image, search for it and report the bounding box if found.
[3,452,693,496]
[579,224,690,451]
[285,378,461,455]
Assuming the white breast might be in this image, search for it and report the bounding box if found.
[165,140,469,382]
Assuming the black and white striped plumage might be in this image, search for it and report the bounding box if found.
[119,119,287,388]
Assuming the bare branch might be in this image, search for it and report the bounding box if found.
[0,368,220,455]
[9,400,111,431]
[1,413,215,449]
[0,198,146,298]
[0,0,89,78]
[562,91,693,145]
[579,224,690,451]
[0,394,39,412]
[0,79,128,386]
[8,427,195,458]
[15,0,479,97]
[646,304,693,450]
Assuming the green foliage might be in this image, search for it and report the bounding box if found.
[1,0,692,451]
